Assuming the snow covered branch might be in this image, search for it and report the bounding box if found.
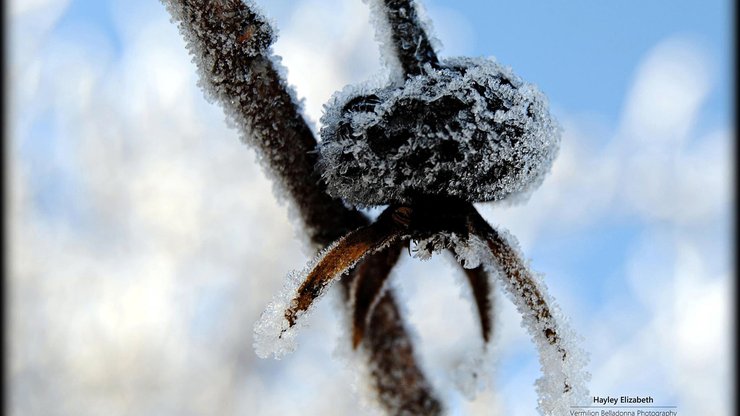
[161,0,442,414]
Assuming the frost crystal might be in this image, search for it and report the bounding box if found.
[319,57,560,207]
[252,268,304,359]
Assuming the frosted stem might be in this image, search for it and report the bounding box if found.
[369,0,440,77]
[363,288,444,415]
[161,0,366,244]
[162,0,442,412]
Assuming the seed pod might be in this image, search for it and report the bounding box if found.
[319,57,561,206]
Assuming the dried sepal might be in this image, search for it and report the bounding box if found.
[460,264,494,343]
[284,216,405,329]
[467,210,589,413]
[469,212,564,355]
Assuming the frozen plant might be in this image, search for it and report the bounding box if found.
[161,0,589,414]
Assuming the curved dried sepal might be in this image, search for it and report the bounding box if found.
[460,264,494,343]
[350,241,404,348]
[284,217,404,329]
[467,210,578,396]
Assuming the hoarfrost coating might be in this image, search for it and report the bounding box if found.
[465,228,590,414]
[319,57,561,206]
[254,229,401,359]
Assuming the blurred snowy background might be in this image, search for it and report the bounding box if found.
[7,0,733,415]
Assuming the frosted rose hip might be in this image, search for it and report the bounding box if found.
[318,57,561,206]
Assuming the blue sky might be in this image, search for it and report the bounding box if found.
[437,0,732,124]
[43,0,733,120]
[9,0,734,415]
